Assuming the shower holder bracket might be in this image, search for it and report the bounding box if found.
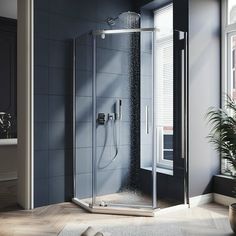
[108,113,115,120]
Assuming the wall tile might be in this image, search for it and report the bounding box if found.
[76,45,92,71]
[96,97,116,115]
[76,148,92,174]
[97,168,129,196]
[120,122,131,145]
[76,122,92,148]
[34,66,49,95]
[34,178,49,207]
[49,176,72,204]
[49,95,69,122]
[76,96,92,122]
[49,0,98,20]
[49,150,66,177]
[34,95,48,122]
[49,13,96,41]
[49,149,73,177]
[34,10,49,39]
[96,73,123,98]
[96,121,116,147]
[34,122,49,150]
[34,38,49,66]
[121,98,131,122]
[49,67,72,95]
[49,122,72,149]
[97,48,130,75]
[34,0,49,11]
[96,33,133,52]
[49,40,72,68]
[76,70,92,97]
[34,150,49,179]
[96,146,112,170]
[75,173,92,199]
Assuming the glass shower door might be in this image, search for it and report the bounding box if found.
[92,31,156,209]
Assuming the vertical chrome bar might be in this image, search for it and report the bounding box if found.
[72,39,76,198]
[181,49,185,160]
[146,106,149,134]
[183,32,189,205]
[152,32,157,209]
[30,0,34,209]
[92,35,97,206]
[179,30,189,205]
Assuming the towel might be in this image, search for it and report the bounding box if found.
[81,226,96,236]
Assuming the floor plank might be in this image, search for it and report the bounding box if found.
[0,202,233,236]
[0,180,19,212]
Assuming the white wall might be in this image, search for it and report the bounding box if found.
[0,0,18,180]
[189,0,221,197]
[17,0,33,209]
[0,0,17,19]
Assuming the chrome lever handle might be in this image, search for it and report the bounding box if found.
[146,106,149,134]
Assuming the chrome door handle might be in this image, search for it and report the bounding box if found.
[146,105,149,134]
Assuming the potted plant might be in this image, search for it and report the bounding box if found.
[207,96,236,233]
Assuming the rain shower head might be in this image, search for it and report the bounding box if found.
[119,11,140,22]
[106,11,140,26]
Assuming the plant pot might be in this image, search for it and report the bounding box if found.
[229,203,236,233]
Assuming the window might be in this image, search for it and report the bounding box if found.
[222,0,236,174]
[154,4,173,169]
[228,0,236,25]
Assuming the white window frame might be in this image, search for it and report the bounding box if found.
[221,0,236,174]
[154,4,174,170]
[156,127,173,169]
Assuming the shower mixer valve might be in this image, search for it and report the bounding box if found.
[97,99,122,125]
[97,113,106,125]
[97,113,115,125]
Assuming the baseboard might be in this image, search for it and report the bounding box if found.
[0,171,17,181]
[189,193,213,207]
[213,193,235,206]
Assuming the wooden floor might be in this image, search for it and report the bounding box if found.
[0,180,19,212]
[0,202,233,236]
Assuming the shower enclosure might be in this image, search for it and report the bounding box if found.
[72,12,188,216]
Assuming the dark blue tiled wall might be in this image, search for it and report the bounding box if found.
[34,0,135,207]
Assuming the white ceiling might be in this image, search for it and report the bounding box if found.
[0,0,17,19]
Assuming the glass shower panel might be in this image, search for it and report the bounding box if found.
[74,34,93,206]
[93,31,155,209]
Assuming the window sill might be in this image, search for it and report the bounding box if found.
[0,138,17,146]
[214,174,235,198]
[141,166,173,176]
[215,174,234,180]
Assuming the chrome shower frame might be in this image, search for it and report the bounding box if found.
[92,27,159,36]
[72,27,189,217]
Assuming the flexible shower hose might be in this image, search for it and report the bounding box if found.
[98,117,119,169]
